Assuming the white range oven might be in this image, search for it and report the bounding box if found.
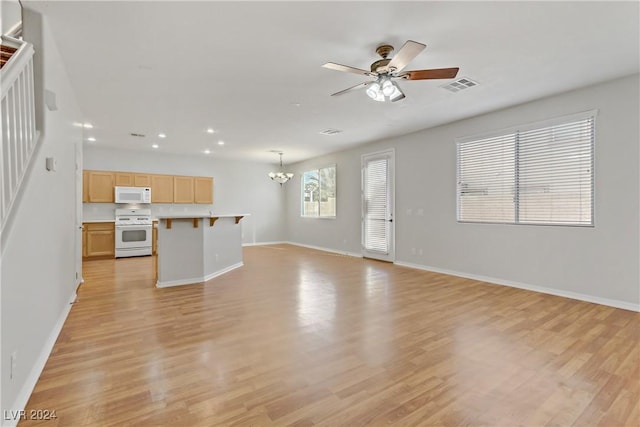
[115,208,152,258]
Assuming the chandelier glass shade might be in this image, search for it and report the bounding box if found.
[269,171,294,184]
[269,152,294,185]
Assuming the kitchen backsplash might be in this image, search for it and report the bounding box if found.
[83,203,215,221]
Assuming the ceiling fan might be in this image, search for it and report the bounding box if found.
[322,40,459,102]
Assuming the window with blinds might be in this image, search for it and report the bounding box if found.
[457,111,595,226]
[301,165,336,218]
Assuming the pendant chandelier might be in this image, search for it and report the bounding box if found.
[268,152,294,185]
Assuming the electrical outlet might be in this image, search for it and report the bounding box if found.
[417,208,424,216]
[418,248,423,256]
[215,254,219,262]
[10,351,17,380]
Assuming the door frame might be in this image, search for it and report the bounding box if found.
[361,148,395,262]
[75,141,83,286]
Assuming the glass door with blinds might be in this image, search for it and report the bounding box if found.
[361,150,395,261]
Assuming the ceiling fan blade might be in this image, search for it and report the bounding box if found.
[387,40,426,72]
[322,62,374,76]
[331,81,371,96]
[401,67,460,80]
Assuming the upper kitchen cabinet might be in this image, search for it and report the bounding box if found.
[115,172,151,187]
[88,171,115,202]
[134,174,151,187]
[115,172,134,186]
[82,170,89,202]
[151,174,174,203]
[173,176,195,203]
[83,170,212,204]
[194,177,213,204]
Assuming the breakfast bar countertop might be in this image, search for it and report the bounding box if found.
[155,213,250,219]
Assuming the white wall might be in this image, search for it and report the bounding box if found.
[1,10,82,420]
[83,146,286,244]
[0,0,21,35]
[285,74,640,310]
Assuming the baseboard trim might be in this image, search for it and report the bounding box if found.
[285,241,363,258]
[394,261,640,312]
[156,262,243,288]
[242,241,287,247]
[3,291,77,427]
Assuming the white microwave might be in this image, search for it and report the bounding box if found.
[115,186,151,204]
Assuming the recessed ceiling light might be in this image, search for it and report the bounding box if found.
[206,128,214,134]
[158,133,166,138]
[218,141,224,146]
[152,144,159,149]
[83,123,93,129]
[87,137,96,142]
[204,149,211,154]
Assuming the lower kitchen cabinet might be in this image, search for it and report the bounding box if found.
[82,227,87,257]
[83,222,115,259]
[152,221,158,255]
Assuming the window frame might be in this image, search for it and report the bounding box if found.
[300,164,337,219]
[456,110,597,227]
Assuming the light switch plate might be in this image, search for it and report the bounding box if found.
[46,157,57,171]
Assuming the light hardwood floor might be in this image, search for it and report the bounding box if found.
[22,244,639,426]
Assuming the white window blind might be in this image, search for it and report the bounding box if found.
[457,112,595,226]
[363,157,389,252]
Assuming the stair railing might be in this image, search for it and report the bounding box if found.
[1,34,38,233]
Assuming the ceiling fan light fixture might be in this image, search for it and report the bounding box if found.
[366,82,381,100]
[389,84,406,102]
[381,78,395,96]
[323,39,459,104]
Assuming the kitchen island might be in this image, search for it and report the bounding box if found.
[155,214,248,287]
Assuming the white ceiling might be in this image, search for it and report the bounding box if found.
[25,1,640,164]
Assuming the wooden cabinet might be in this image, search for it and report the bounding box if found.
[134,173,151,187]
[114,172,151,187]
[194,177,214,204]
[83,222,115,258]
[152,222,158,255]
[151,174,174,203]
[88,171,115,202]
[82,170,89,203]
[83,170,212,205]
[115,172,134,186]
[174,176,195,203]
[82,226,87,257]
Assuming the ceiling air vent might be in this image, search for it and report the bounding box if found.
[319,129,342,136]
[130,132,146,137]
[441,77,478,93]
